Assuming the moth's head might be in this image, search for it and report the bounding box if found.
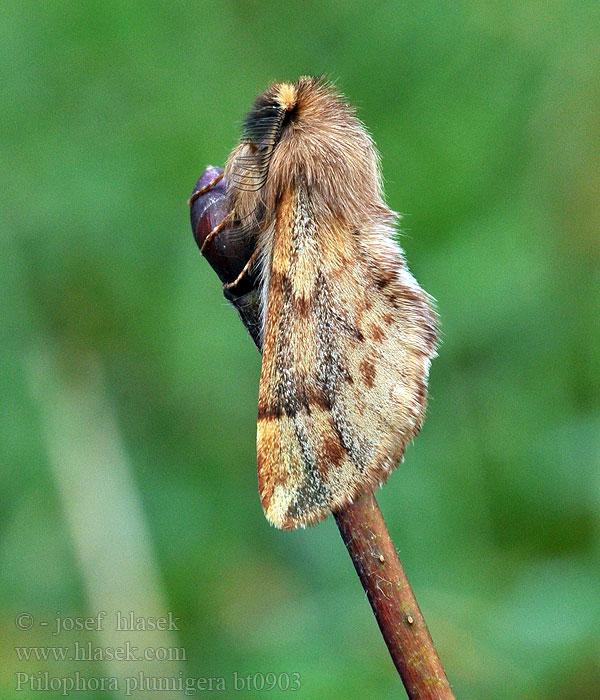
[224,77,393,228]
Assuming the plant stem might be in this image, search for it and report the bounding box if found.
[190,168,456,699]
[334,492,455,699]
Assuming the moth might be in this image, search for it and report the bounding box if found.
[193,77,437,529]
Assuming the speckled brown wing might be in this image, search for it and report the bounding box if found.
[256,186,437,529]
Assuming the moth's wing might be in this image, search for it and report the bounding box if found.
[257,213,437,529]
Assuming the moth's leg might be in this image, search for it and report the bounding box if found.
[222,246,259,292]
[187,170,225,206]
[200,212,234,254]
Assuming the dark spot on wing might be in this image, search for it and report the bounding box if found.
[359,358,376,388]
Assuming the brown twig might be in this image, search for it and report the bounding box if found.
[190,168,456,700]
[334,493,454,699]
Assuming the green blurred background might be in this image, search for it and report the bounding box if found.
[2,1,599,698]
